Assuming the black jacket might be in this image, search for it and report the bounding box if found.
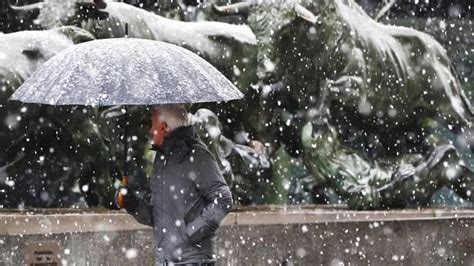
[128,125,232,264]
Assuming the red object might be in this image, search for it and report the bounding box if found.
[117,176,129,209]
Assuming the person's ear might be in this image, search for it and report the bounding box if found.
[162,122,169,133]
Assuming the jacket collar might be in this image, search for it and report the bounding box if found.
[151,125,198,157]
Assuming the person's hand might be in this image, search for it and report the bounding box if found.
[115,186,139,212]
[248,140,266,155]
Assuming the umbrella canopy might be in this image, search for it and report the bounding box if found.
[10,38,243,105]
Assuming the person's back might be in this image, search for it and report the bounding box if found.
[151,125,232,263]
[116,105,232,265]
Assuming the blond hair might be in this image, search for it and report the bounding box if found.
[153,104,189,130]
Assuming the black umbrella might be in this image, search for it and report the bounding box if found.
[10,37,243,206]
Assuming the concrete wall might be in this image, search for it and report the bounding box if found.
[0,206,473,265]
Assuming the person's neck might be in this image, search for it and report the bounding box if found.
[153,125,195,153]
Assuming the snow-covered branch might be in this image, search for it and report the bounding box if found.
[374,0,396,21]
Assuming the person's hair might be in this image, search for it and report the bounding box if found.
[153,104,189,130]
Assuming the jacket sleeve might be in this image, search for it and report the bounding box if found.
[127,192,154,227]
[186,146,233,243]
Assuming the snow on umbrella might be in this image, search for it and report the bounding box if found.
[10,38,243,105]
[9,38,243,207]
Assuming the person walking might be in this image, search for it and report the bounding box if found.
[117,104,233,265]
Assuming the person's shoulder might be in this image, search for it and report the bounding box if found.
[189,140,216,161]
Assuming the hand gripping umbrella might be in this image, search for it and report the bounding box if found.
[10,37,243,207]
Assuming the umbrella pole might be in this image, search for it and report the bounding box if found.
[123,23,129,180]
[118,23,130,209]
[117,106,129,208]
[123,107,129,179]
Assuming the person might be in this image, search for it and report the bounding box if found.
[116,104,233,265]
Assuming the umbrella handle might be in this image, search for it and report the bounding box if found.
[117,175,129,209]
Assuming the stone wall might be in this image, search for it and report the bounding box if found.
[0,206,473,265]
